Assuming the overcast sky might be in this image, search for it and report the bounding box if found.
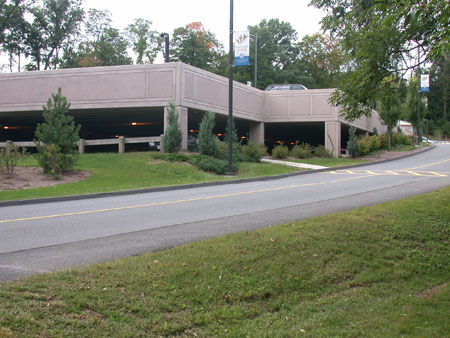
[83,0,325,56]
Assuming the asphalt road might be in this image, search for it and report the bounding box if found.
[1,145,449,281]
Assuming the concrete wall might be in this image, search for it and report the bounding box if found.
[264,89,338,123]
[180,63,263,122]
[0,63,178,112]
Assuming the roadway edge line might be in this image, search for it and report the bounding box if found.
[0,145,436,208]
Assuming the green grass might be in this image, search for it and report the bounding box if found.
[288,157,369,167]
[0,152,299,202]
[1,187,449,337]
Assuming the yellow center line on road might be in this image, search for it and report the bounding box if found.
[400,158,450,171]
[386,171,400,175]
[0,174,375,224]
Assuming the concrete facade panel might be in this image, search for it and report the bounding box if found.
[290,96,311,116]
[312,95,333,116]
[267,96,289,116]
[148,70,175,99]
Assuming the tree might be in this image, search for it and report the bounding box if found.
[427,54,450,133]
[125,18,160,64]
[224,117,238,144]
[346,126,359,158]
[378,77,403,150]
[0,0,28,72]
[294,33,346,89]
[25,0,84,70]
[197,111,217,157]
[162,102,182,153]
[235,19,299,89]
[170,22,225,73]
[403,75,427,131]
[61,9,132,68]
[34,88,80,178]
[310,0,450,120]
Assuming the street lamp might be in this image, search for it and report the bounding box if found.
[160,33,170,63]
[227,0,234,175]
[249,34,257,88]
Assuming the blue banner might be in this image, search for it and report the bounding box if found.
[420,74,430,92]
[234,31,250,66]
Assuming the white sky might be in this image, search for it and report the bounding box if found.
[83,0,324,56]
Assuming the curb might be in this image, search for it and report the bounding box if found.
[0,145,435,207]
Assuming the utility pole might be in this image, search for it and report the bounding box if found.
[227,0,234,175]
[417,47,422,144]
[250,34,257,88]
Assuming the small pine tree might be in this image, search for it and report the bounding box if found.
[162,101,182,153]
[34,88,80,179]
[347,126,360,158]
[224,117,239,144]
[197,111,218,157]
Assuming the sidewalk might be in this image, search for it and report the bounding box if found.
[261,158,328,170]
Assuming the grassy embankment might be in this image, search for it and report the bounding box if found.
[1,186,448,337]
[0,152,301,201]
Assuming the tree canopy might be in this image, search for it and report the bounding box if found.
[310,0,450,120]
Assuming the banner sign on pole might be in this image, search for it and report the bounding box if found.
[420,74,430,92]
[234,31,250,66]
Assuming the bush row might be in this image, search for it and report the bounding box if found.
[271,143,332,159]
[357,133,413,156]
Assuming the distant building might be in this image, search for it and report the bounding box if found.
[397,120,414,136]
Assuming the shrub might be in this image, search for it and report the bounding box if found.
[0,142,28,178]
[189,155,238,175]
[291,143,312,159]
[149,153,190,162]
[216,141,241,162]
[347,127,360,158]
[34,88,80,179]
[162,101,182,153]
[240,142,267,162]
[314,145,333,158]
[391,132,413,146]
[271,144,289,159]
[197,111,218,157]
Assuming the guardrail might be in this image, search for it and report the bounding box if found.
[0,136,162,153]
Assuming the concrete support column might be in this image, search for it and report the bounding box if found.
[325,122,341,158]
[164,105,188,150]
[249,121,264,145]
[118,136,125,153]
[78,139,85,154]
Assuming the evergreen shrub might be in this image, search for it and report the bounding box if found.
[162,101,182,153]
[197,111,218,157]
[34,88,80,179]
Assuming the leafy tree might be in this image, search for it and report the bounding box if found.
[294,33,346,89]
[346,126,359,158]
[125,18,160,64]
[427,54,450,134]
[402,75,427,131]
[162,102,182,153]
[0,0,28,72]
[34,88,80,179]
[61,9,132,68]
[197,111,217,157]
[0,142,28,178]
[378,78,403,150]
[310,0,450,120]
[170,22,225,74]
[234,19,299,89]
[25,0,84,70]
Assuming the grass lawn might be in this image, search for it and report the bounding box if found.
[0,152,300,202]
[1,187,448,337]
[288,157,369,167]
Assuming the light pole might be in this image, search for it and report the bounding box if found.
[250,34,257,88]
[417,47,422,144]
[160,33,170,63]
[227,0,234,175]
